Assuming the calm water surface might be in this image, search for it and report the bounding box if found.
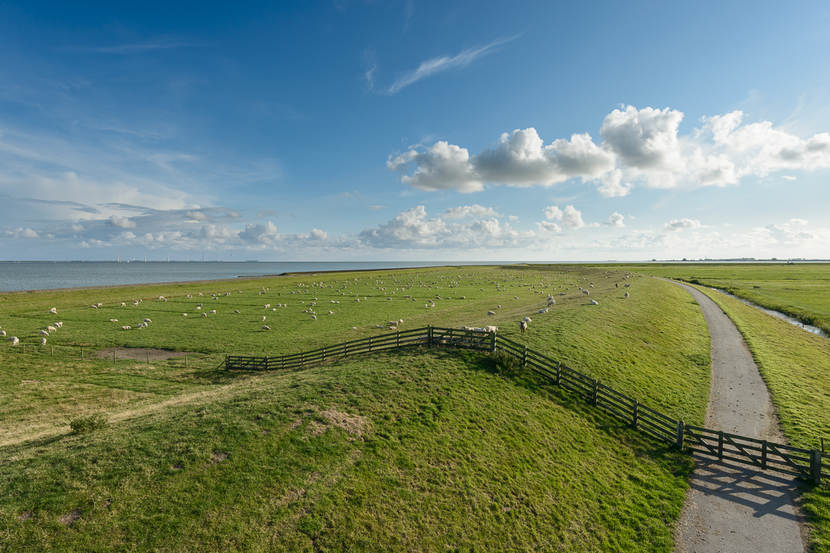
[0,261,493,292]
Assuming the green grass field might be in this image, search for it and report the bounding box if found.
[0,265,712,551]
[620,263,830,334]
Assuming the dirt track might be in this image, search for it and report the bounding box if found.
[673,282,806,553]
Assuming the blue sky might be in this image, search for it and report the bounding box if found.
[1,1,829,260]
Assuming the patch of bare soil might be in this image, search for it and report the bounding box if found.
[17,511,33,522]
[210,451,229,464]
[93,347,194,361]
[58,509,81,526]
[319,409,371,438]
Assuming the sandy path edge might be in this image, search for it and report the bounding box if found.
[672,281,807,553]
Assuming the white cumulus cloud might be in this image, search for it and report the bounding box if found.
[664,218,702,231]
[387,105,830,196]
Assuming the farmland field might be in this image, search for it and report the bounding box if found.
[620,263,830,335]
[1,265,712,551]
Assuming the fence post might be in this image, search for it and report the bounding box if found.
[676,420,685,449]
[555,362,561,386]
[592,380,599,406]
[282,355,286,369]
[811,450,822,484]
[369,337,373,352]
[224,356,229,370]
[264,356,269,370]
[490,331,496,352]
[397,331,400,348]
[322,347,326,362]
[632,400,639,428]
[427,325,433,346]
[80,346,83,359]
[718,431,724,459]
[301,351,304,367]
[761,440,768,469]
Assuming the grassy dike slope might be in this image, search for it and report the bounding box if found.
[0,350,693,552]
[0,267,710,551]
[691,285,830,552]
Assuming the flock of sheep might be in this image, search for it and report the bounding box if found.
[2,270,637,350]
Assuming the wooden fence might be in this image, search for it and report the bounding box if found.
[225,325,827,483]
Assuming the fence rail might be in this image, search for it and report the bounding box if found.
[225,325,827,483]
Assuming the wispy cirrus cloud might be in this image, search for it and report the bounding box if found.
[66,37,201,54]
[385,35,518,94]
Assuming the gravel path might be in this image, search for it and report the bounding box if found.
[673,282,807,553]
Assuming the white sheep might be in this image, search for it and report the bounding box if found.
[582,289,590,296]
[624,291,630,298]
[196,305,202,311]
[522,316,532,323]
[55,321,63,328]
[121,302,127,307]
[487,310,496,316]
[182,313,188,317]
[144,318,152,323]
[49,307,57,315]
[233,309,240,314]
[158,296,166,302]
[262,325,271,330]
[109,319,119,323]
[590,299,599,305]
[47,325,57,332]
[209,309,216,314]
[483,325,498,333]
[264,304,271,309]
[40,329,49,336]
[0,330,5,337]
[121,325,131,330]
[262,315,267,322]
[311,314,317,320]
[201,312,208,318]
[519,321,528,334]
[41,337,47,346]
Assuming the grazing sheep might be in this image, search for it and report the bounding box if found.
[144,318,152,323]
[582,289,590,296]
[329,310,335,315]
[483,325,498,333]
[121,302,127,307]
[40,329,49,336]
[201,312,208,318]
[90,304,99,309]
[624,283,631,288]
[182,313,188,317]
[41,337,47,346]
[49,307,57,315]
[262,325,271,330]
[109,318,119,323]
[311,314,317,320]
[547,297,556,306]
[590,299,599,305]
[624,291,630,298]
[522,316,532,323]
[47,325,57,332]
[0,330,5,337]
[121,325,131,330]
[264,304,271,309]
[487,310,496,316]
[262,315,267,322]
[9,336,20,345]
[196,305,202,311]
[538,308,549,314]
[55,321,63,328]
[519,320,528,334]
[233,309,240,314]
[158,296,166,302]
[209,309,217,314]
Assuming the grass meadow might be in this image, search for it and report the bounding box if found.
[623,263,830,334]
[0,265,711,551]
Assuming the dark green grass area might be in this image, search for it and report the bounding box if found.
[618,263,830,334]
[690,286,830,552]
[0,349,693,553]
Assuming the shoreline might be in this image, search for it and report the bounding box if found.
[0,263,503,295]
